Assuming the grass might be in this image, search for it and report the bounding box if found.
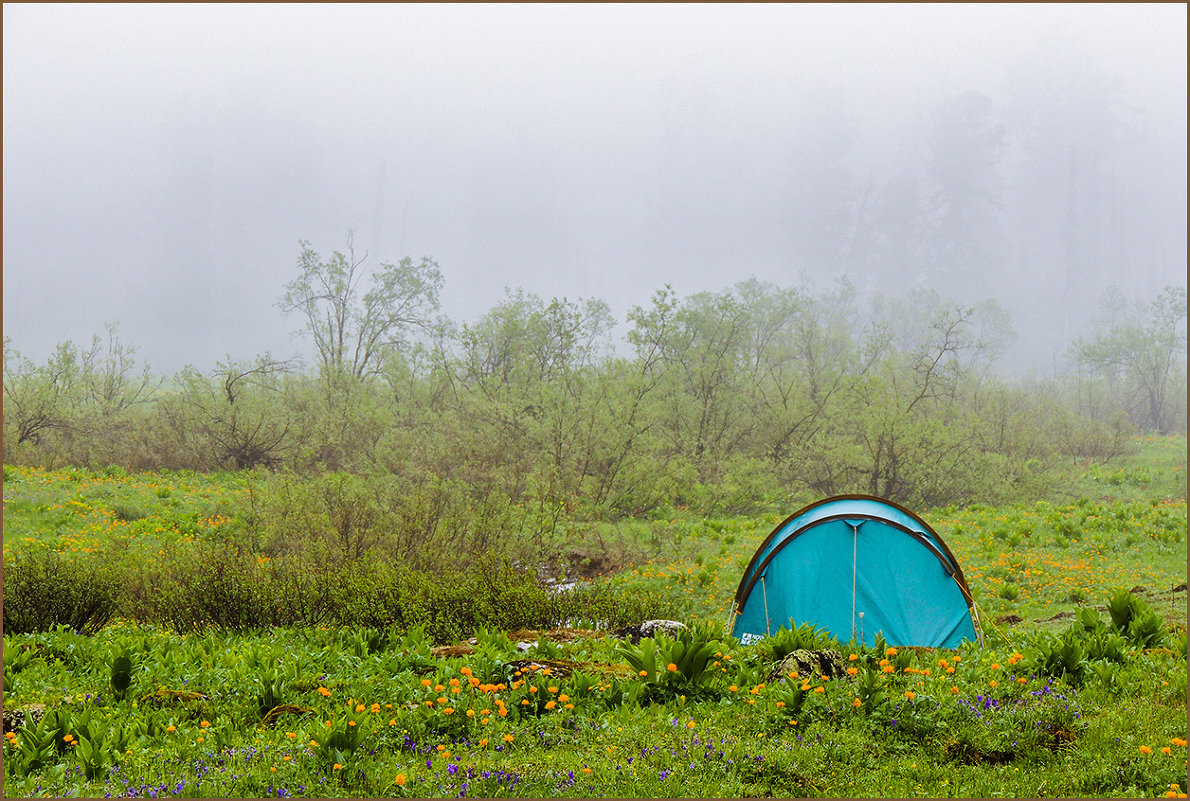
[1,437,1186,797]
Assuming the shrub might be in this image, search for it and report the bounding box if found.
[1,548,122,634]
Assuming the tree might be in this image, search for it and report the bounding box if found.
[162,355,300,470]
[1072,285,1187,433]
[278,232,443,383]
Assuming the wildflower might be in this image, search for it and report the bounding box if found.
[333,763,343,770]
[466,709,475,718]
[885,647,897,657]
[421,679,432,687]
[989,680,998,688]
[882,665,895,674]
[529,686,538,694]
[667,663,678,673]
[166,725,176,732]
[443,708,454,715]
[558,694,569,703]
[285,731,296,739]
[687,720,696,728]
[319,687,333,696]
[1017,678,1027,685]
[846,667,858,676]
[729,685,738,692]
[196,736,204,743]
[1172,738,1187,747]
[775,701,785,708]
[905,691,915,700]
[200,720,210,728]
[951,686,959,694]
[946,667,955,674]
[1163,747,1172,755]
[639,671,648,678]
[813,686,825,694]
[347,720,357,727]
[460,667,472,677]
[1140,746,1153,755]
[564,704,574,710]
[990,663,1000,670]
[355,703,366,713]
[504,734,514,742]
[545,701,557,710]
[479,738,488,747]
[449,679,460,688]
[394,774,407,786]
[582,767,592,774]
[852,698,862,708]
[848,654,859,662]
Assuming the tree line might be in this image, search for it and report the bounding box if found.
[4,238,1185,515]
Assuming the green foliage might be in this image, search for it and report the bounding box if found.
[109,654,133,700]
[759,622,834,662]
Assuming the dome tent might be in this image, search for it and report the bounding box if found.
[729,495,982,648]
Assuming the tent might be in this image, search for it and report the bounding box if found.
[729,494,982,648]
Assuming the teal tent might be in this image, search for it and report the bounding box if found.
[729,495,982,648]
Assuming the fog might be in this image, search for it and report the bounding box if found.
[4,4,1185,375]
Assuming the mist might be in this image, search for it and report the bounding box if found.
[3,4,1185,375]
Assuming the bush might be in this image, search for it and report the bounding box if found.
[2,548,122,634]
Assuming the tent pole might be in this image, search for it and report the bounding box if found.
[851,523,859,642]
[761,575,771,636]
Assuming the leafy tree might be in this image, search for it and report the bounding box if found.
[3,338,85,449]
[278,232,442,383]
[1072,285,1187,433]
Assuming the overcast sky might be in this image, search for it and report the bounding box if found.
[4,4,1186,374]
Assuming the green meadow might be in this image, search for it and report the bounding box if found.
[2,438,1186,798]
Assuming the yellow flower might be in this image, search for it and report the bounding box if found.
[558,695,569,703]
[852,698,862,708]
[1172,738,1187,747]
[905,691,915,700]
[687,720,696,728]
[166,725,176,732]
[639,670,648,678]
[355,703,366,713]
[466,709,475,718]
[882,665,894,674]
[729,685,738,692]
[443,708,454,715]
[420,679,432,687]
[885,647,897,657]
[460,667,473,677]
[545,701,557,710]
[479,738,488,747]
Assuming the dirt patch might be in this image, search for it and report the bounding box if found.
[1040,610,1076,622]
[996,614,1025,625]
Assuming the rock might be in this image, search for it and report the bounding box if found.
[770,648,845,682]
[612,620,688,644]
[2,704,44,734]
